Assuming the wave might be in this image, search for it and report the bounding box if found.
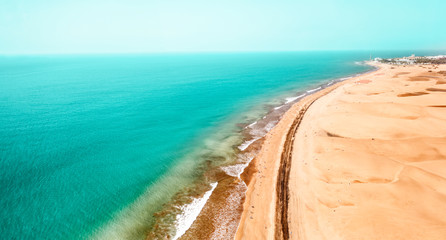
[285,94,306,104]
[238,137,261,151]
[306,86,322,93]
[220,163,250,178]
[354,61,369,66]
[172,182,218,240]
[246,121,257,129]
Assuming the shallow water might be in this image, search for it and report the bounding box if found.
[1,51,443,239]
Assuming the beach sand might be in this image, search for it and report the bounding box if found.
[236,63,446,239]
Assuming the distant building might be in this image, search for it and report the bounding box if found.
[426,55,446,59]
[396,58,414,65]
[377,54,446,65]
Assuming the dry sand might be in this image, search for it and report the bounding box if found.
[236,63,446,240]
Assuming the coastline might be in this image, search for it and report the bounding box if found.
[147,64,376,239]
[236,62,446,239]
[170,66,377,239]
[90,58,374,240]
[235,63,381,239]
[3,53,445,240]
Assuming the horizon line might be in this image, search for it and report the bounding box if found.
[1,49,446,56]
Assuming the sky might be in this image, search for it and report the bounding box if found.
[1,0,446,54]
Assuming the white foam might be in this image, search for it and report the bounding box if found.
[285,96,299,103]
[172,182,218,240]
[354,61,368,66]
[306,86,322,93]
[220,163,249,178]
[238,137,261,151]
[274,105,284,110]
[285,94,306,104]
[264,121,277,132]
[246,121,257,129]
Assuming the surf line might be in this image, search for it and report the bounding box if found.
[172,182,218,240]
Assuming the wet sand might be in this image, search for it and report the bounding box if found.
[236,63,446,239]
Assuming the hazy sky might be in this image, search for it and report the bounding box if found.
[1,0,446,54]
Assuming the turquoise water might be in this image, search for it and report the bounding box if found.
[0,51,441,239]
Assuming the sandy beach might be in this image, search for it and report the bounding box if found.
[236,62,446,239]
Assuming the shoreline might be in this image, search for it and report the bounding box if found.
[235,63,382,239]
[156,64,377,239]
[236,61,446,239]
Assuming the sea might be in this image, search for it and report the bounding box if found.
[0,51,443,239]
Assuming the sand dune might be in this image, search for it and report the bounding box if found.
[236,63,446,240]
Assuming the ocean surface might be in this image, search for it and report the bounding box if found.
[0,51,443,239]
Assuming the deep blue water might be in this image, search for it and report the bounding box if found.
[0,51,443,239]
